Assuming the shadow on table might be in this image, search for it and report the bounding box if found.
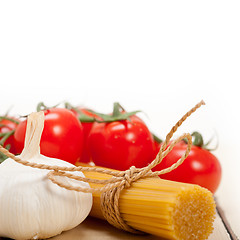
[0,217,161,240]
[53,217,161,240]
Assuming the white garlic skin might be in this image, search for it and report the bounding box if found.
[0,154,92,239]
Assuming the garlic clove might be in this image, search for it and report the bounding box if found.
[0,111,92,239]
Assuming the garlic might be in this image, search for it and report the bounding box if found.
[0,111,92,239]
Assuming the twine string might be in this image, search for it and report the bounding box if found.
[0,100,205,233]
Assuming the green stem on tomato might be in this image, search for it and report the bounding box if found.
[65,101,141,123]
[203,132,219,151]
[183,131,204,147]
[112,102,122,118]
[81,103,140,123]
[0,144,11,163]
[152,133,163,143]
[0,153,7,163]
[36,102,61,112]
[0,130,15,146]
[0,116,20,124]
[0,131,14,163]
[182,131,219,151]
[191,131,204,147]
[37,102,48,112]
[64,102,97,123]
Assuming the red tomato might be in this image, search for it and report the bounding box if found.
[0,117,19,154]
[71,108,97,163]
[88,115,155,171]
[153,138,162,160]
[14,108,83,164]
[152,140,222,193]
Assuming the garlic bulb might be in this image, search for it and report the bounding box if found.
[0,111,92,239]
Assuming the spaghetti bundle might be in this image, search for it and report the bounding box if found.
[80,165,216,240]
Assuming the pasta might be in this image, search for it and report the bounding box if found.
[79,165,216,240]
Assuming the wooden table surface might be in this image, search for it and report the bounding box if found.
[0,211,235,240]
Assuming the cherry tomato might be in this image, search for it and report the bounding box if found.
[88,115,155,171]
[71,108,97,163]
[152,135,162,160]
[152,140,222,193]
[14,108,83,164]
[0,117,19,154]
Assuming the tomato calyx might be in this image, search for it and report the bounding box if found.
[189,131,204,147]
[65,102,96,123]
[88,102,140,123]
[65,102,141,123]
[183,131,218,151]
[153,131,218,159]
[36,102,60,112]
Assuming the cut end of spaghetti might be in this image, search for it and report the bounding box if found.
[172,185,216,240]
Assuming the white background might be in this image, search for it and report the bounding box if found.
[0,1,240,237]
